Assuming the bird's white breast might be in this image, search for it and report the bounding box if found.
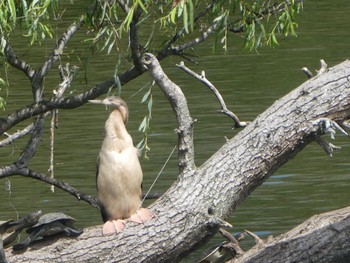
[97,136,143,219]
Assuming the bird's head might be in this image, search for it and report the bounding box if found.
[89,96,129,124]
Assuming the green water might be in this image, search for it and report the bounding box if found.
[1,0,350,261]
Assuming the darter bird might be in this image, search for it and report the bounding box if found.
[89,96,153,235]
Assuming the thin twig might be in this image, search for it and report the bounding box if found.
[36,17,84,81]
[176,61,249,129]
[302,67,313,78]
[219,228,245,254]
[16,168,100,209]
[0,124,34,147]
[160,1,219,57]
[49,64,79,192]
[317,59,328,76]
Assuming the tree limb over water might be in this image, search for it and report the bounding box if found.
[5,57,350,262]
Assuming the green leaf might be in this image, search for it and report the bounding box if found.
[177,2,184,18]
[141,88,151,103]
[183,2,188,33]
[138,116,148,132]
[188,0,194,31]
[135,0,147,13]
[7,0,16,26]
[147,96,153,114]
[170,8,177,24]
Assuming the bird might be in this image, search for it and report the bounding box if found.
[89,96,153,235]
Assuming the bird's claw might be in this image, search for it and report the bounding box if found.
[129,208,154,224]
[102,219,126,236]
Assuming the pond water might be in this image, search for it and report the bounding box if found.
[1,0,350,261]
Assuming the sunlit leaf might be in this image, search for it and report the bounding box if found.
[183,2,188,33]
[147,96,153,114]
[141,88,151,103]
[138,116,148,132]
[7,0,16,26]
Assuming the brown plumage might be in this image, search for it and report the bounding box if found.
[90,96,152,235]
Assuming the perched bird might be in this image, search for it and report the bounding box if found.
[89,96,153,235]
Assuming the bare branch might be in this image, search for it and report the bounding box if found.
[3,43,35,79]
[176,61,249,128]
[49,63,79,191]
[244,230,265,246]
[159,1,219,58]
[35,17,84,82]
[129,7,144,72]
[16,168,100,209]
[15,116,45,168]
[141,53,195,174]
[316,59,328,76]
[174,21,220,55]
[0,124,34,147]
[302,67,313,78]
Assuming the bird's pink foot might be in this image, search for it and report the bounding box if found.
[129,208,154,224]
[102,219,126,235]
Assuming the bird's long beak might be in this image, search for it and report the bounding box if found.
[88,99,104,105]
[89,97,123,108]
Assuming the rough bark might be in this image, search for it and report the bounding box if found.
[231,206,350,263]
[5,59,350,262]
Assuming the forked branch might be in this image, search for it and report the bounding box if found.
[176,61,249,128]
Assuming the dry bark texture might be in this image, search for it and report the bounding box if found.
[5,58,350,262]
[231,206,350,263]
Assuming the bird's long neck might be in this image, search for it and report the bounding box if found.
[104,110,130,142]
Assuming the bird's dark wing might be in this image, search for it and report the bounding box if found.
[95,156,100,188]
[95,156,109,222]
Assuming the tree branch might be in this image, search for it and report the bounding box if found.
[160,0,219,58]
[16,168,100,209]
[176,61,249,128]
[15,116,45,168]
[0,165,99,209]
[3,43,35,79]
[141,53,196,174]
[129,5,144,72]
[0,124,34,147]
[35,17,84,82]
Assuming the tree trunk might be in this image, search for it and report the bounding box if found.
[5,58,350,262]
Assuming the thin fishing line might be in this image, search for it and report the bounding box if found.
[140,144,177,206]
[128,81,153,100]
[5,178,19,220]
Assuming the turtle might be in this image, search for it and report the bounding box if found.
[13,212,82,251]
[0,210,42,247]
[197,241,236,263]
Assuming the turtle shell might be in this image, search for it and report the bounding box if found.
[26,212,76,234]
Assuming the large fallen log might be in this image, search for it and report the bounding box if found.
[231,206,350,263]
[5,57,350,262]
